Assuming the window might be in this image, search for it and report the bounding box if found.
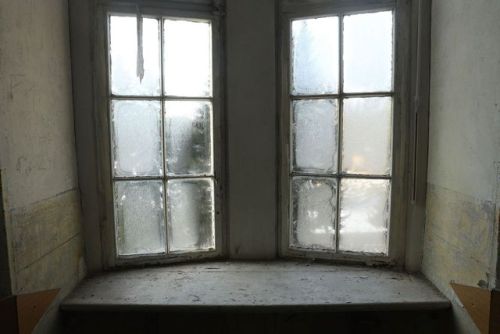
[281,2,406,262]
[82,0,414,268]
[106,11,221,262]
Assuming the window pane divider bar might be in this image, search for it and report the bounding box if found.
[110,95,213,100]
[334,13,345,253]
[160,17,169,255]
[290,91,393,100]
[113,175,215,181]
[335,14,344,253]
[165,174,215,179]
[290,172,392,180]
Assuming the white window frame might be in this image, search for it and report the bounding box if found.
[93,1,226,268]
[278,0,412,266]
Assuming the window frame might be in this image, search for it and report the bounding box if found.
[278,0,412,266]
[94,2,226,268]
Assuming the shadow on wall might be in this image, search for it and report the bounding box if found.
[0,170,11,297]
[64,310,454,334]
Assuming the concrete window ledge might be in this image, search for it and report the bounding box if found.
[61,261,449,312]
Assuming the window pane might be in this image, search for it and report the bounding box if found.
[114,181,166,256]
[291,17,339,95]
[342,97,392,175]
[164,101,213,176]
[111,100,163,177]
[109,16,161,96]
[339,179,390,254]
[164,19,212,97]
[167,178,215,252]
[291,177,337,250]
[343,11,393,93]
[292,99,338,174]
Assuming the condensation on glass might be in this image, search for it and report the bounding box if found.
[289,10,394,255]
[167,178,215,252]
[164,101,213,176]
[343,11,394,93]
[114,181,166,255]
[163,20,212,97]
[109,17,161,96]
[342,97,393,175]
[111,100,163,177]
[291,177,337,249]
[108,15,215,257]
[292,99,339,174]
[291,17,339,95]
[339,179,391,253]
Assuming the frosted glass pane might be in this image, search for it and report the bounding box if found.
[114,181,165,256]
[343,11,393,93]
[111,100,163,177]
[342,97,392,175]
[164,101,212,176]
[109,16,161,96]
[167,178,215,252]
[339,179,390,254]
[164,19,212,97]
[291,17,339,95]
[291,177,337,250]
[292,99,338,174]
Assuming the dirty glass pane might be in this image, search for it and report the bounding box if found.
[111,100,163,177]
[291,177,337,250]
[343,11,393,93]
[163,19,212,97]
[167,178,215,252]
[339,179,390,254]
[114,181,166,256]
[342,97,392,175]
[109,16,161,96]
[164,101,213,176]
[291,16,339,95]
[292,99,338,174]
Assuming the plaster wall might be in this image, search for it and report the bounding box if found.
[226,0,277,258]
[422,0,500,332]
[0,0,86,332]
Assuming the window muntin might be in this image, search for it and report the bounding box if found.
[288,10,394,255]
[108,15,216,257]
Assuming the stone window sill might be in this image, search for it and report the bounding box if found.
[61,261,449,312]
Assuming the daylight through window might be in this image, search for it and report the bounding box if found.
[289,10,394,255]
[108,15,215,257]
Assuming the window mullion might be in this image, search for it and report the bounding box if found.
[159,17,169,255]
[335,14,344,254]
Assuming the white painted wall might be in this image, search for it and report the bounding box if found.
[226,0,278,258]
[0,0,79,209]
[423,0,500,332]
[0,0,85,332]
[427,0,500,203]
